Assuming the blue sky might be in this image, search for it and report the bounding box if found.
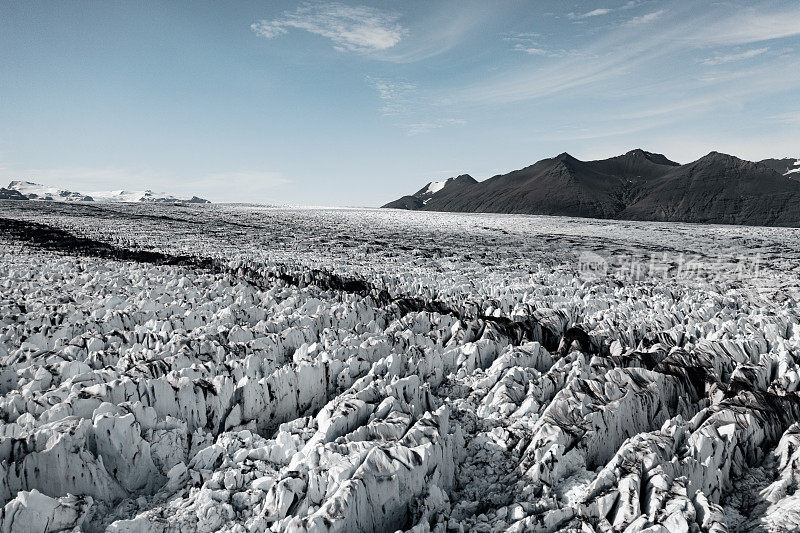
[1,1,799,205]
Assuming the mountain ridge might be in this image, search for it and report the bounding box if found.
[3,181,210,204]
[382,149,800,227]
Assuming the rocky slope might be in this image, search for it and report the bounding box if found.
[383,175,478,210]
[0,188,27,200]
[383,149,800,226]
[621,152,800,225]
[759,157,800,178]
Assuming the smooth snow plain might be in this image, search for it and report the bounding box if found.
[1,201,800,532]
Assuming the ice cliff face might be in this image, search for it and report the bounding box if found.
[1,202,800,531]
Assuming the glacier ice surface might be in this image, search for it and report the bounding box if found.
[1,201,800,531]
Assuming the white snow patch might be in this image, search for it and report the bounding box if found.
[7,181,89,201]
[7,181,206,203]
[86,189,180,202]
[425,179,450,195]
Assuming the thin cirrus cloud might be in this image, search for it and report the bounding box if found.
[568,8,613,19]
[772,111,800,125]
[504,32,557,56]
[626,9,665,25]
[365,76,416,116]
[701,48,769,65]
[250,3,407,53]
[379,6,485,63]
[514,46,549,56]
[405,118,466,136]
[693,9,800,46]
[365,76,465,135]
[567,2,637,20]
[455,2,800,106]
[519,56,800,150]
[458,11,679,104]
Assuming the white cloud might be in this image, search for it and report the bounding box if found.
[701,47,768,65]
[405,118,466,135]
[626,9,664,24]
[504,32,541,41]
[585,8,613,17]
[569,8,613,19]
[513,44,549,55]
[566,2,638,21]
[505,32,559,56]
[251,3,406,54]
[697,9,800,46]
[452,2,800,112]
[379,4,487,63]
[772,111,800,125]
[251,24,288,39]
[365,76,465,134]
[365,76,416,116]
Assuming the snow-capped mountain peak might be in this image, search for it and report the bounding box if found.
[5,181,210,203]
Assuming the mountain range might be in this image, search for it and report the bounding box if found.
[382,150,800,226]
[0,181,210,204]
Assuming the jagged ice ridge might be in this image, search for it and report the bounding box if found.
[1,201,800,532]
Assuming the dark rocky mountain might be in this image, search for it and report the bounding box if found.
[383,195,424,210]
[383,149,800,227]
[759,157,800,180]
[621,152,800,225]
[185,196,211,204]
[0,188,28,200]
[383,174,477,210]
[427,149,681,218]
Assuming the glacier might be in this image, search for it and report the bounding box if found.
[1,200,800,532]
